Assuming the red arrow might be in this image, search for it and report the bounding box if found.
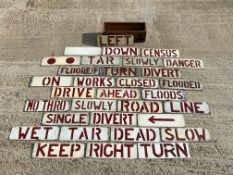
[148,116,175,124]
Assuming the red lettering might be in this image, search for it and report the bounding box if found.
[31,127,41,139]
[164,144,176,158]
[175,129,185,141]
[194,102,205,113]
[104,144,113,157]
[68,127,77,140]
[170,102,180,112]
[59,144,69,157]
[114,144,124,158]
[164,128,175,141]
[140,143,150,158]
[48,143,59,157]
[18,127,30,139]
[44,127,52,139]
[125,128,134,141]
[25,100,39,111]
[35,143,47,157]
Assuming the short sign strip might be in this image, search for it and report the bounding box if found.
[41,56,81,66]
[30,76,73,87]
[118,100,163,113]
[141,49,180,57]
[73,77,115,87]
[137,114,185,127]
[71,99,116,112]
[89,112,137,126]
[164,101,210,114]
[24,100,70,112]
[57,66,99,76]
[102,47,140,56]
[59,127,109,141]
[122,57,163,67]
[86,142,137,159]
[97,88,140,100]
[138,142,190,159]
[164,58,204,69]
[64,47,102,56]
[160,128,210,142]
[160,79,203,90]
[51,87,96,98]
[111,127,160,142]
[142,68,181,78]
[99,67,141,77]
[32,142,85,158]
[97,35,134,46]
[141,89,185,101]
[9,126,59,140]
[81,56,122,66]
[116,77,159,88]
[42,112,89,125]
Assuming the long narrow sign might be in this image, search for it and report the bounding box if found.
[141,89,185,101]
[164,101,210,114]
[90,112,137,126]
[116,77,158,88]
[30,76,73,87]
[118,100,163,113]
[122,57,163,67]
[160,128,210,142]
[111,127,160,142]
[42,113,89,125]
[138,143,190,159]
[41,56,81,66]
[32,143,85,158]
[160,79,202,90]
[137,114,185,127]
[81,56,121,66]
[24,100,70,112]
[51,87,96,98]
[9,126,59,140]
[164,58,204,69]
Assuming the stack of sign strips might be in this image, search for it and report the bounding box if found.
[9,40,211,159]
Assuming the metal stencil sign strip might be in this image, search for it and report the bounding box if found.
[32,142,190,159]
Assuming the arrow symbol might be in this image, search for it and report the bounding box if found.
[148,116,175,124]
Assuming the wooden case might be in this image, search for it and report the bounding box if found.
[104,22,146,42]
